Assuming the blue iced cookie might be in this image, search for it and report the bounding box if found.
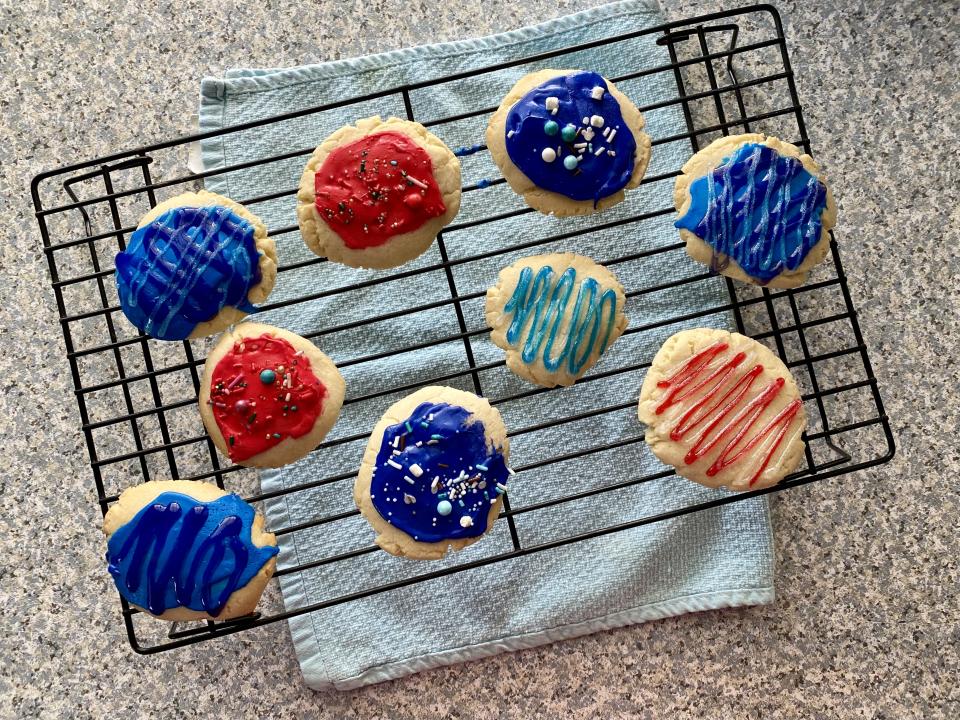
[674,134,837,288]
[102,480,278,621]
[354,387,513,559]
[115,190,277,340]
[486,69,651,216]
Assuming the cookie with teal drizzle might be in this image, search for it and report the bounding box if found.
[486,69,651,216]
[486,252,628,388]
[115,190,277,340]
[355,387,512,560]
[674,134,837,288]
[102,480,278,621]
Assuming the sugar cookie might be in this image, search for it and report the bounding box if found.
[102,480,277,621]
[674,133,837,288]
[638,328,806,491]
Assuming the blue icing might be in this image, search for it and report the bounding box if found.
[675,143,828,283]
[370,402,510,543]
[504,264,619,374]
[115,205,262,341]
[106,491,277,617]
[505,71,637,204]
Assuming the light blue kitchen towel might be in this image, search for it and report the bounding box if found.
[198,0,775,690]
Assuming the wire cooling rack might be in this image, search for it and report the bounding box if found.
[33,4,894,653]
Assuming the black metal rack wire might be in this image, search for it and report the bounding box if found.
[33,3,894,654]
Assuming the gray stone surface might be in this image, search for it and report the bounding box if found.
[0,0,956,717]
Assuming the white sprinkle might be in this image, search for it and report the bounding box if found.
[507,467,516,476]
[386,459,403,470]
[427,414,434,421]
[591,85,606,100]
[391,436,399,448]
[545,96,559,110]
[496,483,508,492]
[582,116,590,125]
[392,450,401,456]
[594,146,606,156]
[557,145,561,156]
[407,175,429,189]
[607,150,616,157]
[404,476,415,485]
[541,147,557,163]
[403,493,416,505]
[582,127,595,141]
[284,393,291,402]
[551,107,558,115]
[573,142,588,149]
[607,128,618,143]
[409,463,424,477]
[427,439,439,445]
[602,126,610,138]
[459,516,474,528]
[431,477,441,493]
[414,441,422,447]
[507,130,515,139]
[590,115,605,128]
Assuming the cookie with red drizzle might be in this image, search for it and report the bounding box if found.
[638,328,806,491]
[297,116,461,269]
[199,323,345,469]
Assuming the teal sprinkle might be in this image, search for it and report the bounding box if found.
[271,433,281,439]
[431,434,443,440]
[438,493,448,500]
[458,500,465,507]
[420,421,430,428]
[475,463,488,471]
[405,422,413,433]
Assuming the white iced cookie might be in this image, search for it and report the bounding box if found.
[485,252,628,387]
[638,328,806,491]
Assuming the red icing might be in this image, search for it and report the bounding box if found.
[313,131,446,249]
[655,341,803,487]
[208,334,326,462]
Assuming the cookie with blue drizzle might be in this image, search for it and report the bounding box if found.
[674,134,837,288]
[102,480,278,621]
[486,253,628,387]
[486,69,651,216]
[115,190,277,340]
[354,386,512,559]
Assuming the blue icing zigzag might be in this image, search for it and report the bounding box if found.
[370,402,509,543]
[106,492,277,617]
[505,72,637,204]
[675,143,828,283]
[504,265,619,374]
[115,205,262,340]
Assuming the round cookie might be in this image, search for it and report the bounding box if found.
[486,69,651,216]
[674,133,838,288]
[354,386,512,560]
[199,322,345,468]
[485,252,628,388]
[297,116,461,269]
[102,480,278,621]
[638,328,807,491]
[115,190,277,340]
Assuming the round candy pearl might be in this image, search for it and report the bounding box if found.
[563,155,578,170]
[403,192,423,208]
[543,120,559,136]
[459,516,474,528]
[541,147,557,163]
[560,124,577,142]
[259,369,276,385]
[234,399,251,414]
[436,500,452,516]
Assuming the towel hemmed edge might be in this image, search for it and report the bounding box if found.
[298,585,774,691]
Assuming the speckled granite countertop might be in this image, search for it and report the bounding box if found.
[1,0,956,717]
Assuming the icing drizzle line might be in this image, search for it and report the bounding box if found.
[503,264,619,375]
[675,143,828,283]
[106,491,277,617]
[115,205,262,340]
[654,341,803,486]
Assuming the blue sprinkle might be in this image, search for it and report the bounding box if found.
[458,500,465,507]
[476,178,492,189]
[454,143,485,157]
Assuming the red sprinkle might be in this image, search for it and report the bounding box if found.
[314,131,446,249]
[209,334,325,462]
